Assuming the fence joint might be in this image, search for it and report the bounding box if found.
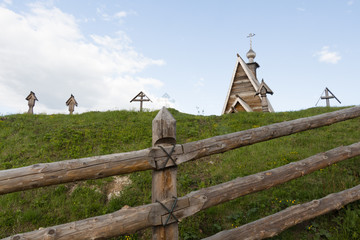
[156,196,179,226]
[156,144,177,169]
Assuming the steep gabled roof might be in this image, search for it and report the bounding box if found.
[226,95,253,114]
[66,94,78,106]
[256,79,274,96]
[222,54,274,114]
[25,91,38,101]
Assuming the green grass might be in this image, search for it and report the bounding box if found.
[0,107,360,239]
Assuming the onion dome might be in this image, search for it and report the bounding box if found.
[246,48,256,63]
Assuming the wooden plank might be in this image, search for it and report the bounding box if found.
[232,92,257,98]
[252,107,263,112]
[232,80,254,87]
[241,99,261,105]
[203,184,360,240]
[230,86,256,93]
[151,107,178,240]
[4,142,360,240]
[231,84,255,91]
[234,72,248,77]
[233,79,252,84]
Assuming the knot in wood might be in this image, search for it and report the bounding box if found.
[44,228,56,240]
[257,175,265,180]
[311,200,320,207]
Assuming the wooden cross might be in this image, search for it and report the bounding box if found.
[316,87,341,107]
[25,91,38,114]
[130,91,151,112]
[66,94,78,115]
[247,33,255,49]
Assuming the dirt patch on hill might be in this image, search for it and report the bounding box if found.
[106,176,132,200]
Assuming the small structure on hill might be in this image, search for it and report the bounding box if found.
[66,94,78,114]
[222,33,274,114]
[316,87,341,107]
[25,91,38,114]
[130,91,151,112]
[255,79,274,112]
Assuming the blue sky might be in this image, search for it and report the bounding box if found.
[0,0,359,115]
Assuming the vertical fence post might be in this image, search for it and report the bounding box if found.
[152,107,178,240]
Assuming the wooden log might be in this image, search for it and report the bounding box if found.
[0,144,185,195]
[152,107,178,240]
[0,149,153,195]
[1,106,360,195]
[185,142,360,210]
[1,189,205,240]
[4,142,360,240]
[3,203,164,240]
[203,184,360,240]
[176,106,360,165]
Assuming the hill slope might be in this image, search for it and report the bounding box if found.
[0,107,360,239]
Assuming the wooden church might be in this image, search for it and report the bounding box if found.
[222,37,274,114]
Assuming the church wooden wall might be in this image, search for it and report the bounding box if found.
[225,63,262,112]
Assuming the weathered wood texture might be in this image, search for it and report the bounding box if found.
[176,106,360,165]
[4,142,360,240]
[152,107,178,240]
[1,106,360,195]
[227,62,262,112]
[0,149,153,195]
[203,184,360,240]
[2,192,206,240]
[130,91,151,112]
[26,91,38,115]
[179,141,360,211]
[3,203,166,240]
[66,94,78,115]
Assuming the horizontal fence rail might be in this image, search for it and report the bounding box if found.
[4,141,360,240]
[1,106,360,195]
[177,105,360,164]
[0,149,154,195]
[203,183,360,240]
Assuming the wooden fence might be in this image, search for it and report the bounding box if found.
[1,106,360,240]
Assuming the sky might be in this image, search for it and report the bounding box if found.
[0,0,359,116]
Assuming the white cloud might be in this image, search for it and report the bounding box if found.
[297,7,305,11]
[314,46,341,64]
[194,77,205,87]
[0,0,12,7]
[96,7,135,23]
[96,7,111,21]
[347,0,354,5]
[148,95,176,110]
[0,4,165,114]
[114,11,127,19]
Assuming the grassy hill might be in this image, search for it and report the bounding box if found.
[0,107,360,239]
